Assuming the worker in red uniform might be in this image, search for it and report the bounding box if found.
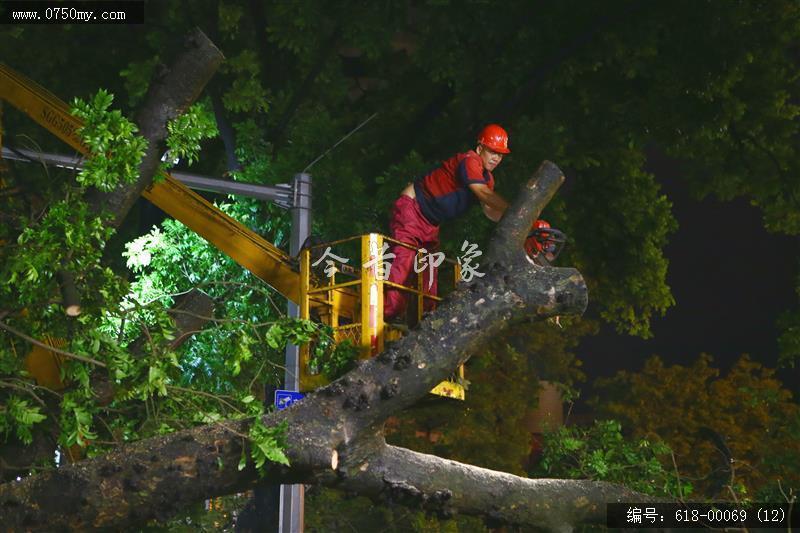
[384,124,512,320]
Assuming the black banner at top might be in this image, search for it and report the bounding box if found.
[1,1,144,25]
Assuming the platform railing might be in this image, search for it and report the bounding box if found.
[298,233,466,399]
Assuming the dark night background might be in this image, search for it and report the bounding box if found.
[579,149,799,401]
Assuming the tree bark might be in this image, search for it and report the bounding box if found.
[0,162,653,532]
[85,28,224,228]
[335,444,653,532]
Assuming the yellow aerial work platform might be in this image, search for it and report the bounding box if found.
[298,233,465,399]
[0,63,464,400]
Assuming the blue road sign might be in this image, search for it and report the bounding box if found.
[274,389,305,410]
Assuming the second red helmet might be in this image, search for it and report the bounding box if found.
[477,124,511,154]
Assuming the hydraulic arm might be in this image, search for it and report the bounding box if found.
[0,63,462,399]
[0,63,304,305]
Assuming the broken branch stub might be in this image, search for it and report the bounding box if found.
[487,160,565,267]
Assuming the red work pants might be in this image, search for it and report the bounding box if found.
[384,195,440,319]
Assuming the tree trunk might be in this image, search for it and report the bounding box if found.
[85,28,224,227]
[335,443,651,531]
[0,162,655,531]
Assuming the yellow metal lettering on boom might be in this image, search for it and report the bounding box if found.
[41,106,81,146]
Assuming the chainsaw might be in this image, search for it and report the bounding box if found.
[525,219,567,266]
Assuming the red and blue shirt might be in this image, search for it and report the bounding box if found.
[413,151,494,225]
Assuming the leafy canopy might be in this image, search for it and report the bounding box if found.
[0,3,798,524]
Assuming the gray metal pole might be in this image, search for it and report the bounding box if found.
[279,173,311,533]
[0,147,294,208]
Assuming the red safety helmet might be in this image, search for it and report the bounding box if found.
[477,124,511,154]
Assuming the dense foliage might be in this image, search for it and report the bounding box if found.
[0,0,798,527]
[593,354,800,501]
[533,419,689,498]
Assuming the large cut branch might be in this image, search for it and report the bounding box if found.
[335,443,659,531]
[86,28,224,227]
[0,162,645,532]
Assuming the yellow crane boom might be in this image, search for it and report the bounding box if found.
[1,62,306,306]
[0,63,462,400]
